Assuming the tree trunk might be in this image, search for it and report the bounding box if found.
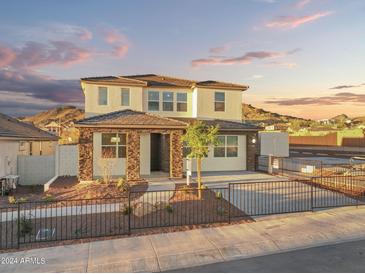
[197,158,202,199]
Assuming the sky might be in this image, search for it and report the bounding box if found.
[0,0,364,119]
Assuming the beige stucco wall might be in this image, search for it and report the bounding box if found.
[83,83,143,118]
[196,88,243,121]
[83,83,243,121]
[92,133,126,178]
[30,141,57,156]
[183,134,247,172]
[140,133,150,175]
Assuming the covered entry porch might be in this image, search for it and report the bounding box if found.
[75,110,186,182]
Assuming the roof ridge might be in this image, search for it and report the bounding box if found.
[116,76,148,84]
[198,80,249,88]
[124,74,197,84]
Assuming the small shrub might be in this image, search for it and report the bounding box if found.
[117,178,130,193]
[215,191,223,200]
[122,206,133,215]
[200,184,208,190]
[8,196,16,204]
[217,207,225,216]
[43,194,55,202]
[18,197,28,203]
[19,216,33,236]
[165,204,173,213]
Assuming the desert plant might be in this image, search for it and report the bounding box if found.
[117,178,130,192]
[215,191,223,200]
[182,121,219,198]
[18,197,28,203]
[122,206,133,215]
[165,204,173,213]
[43,194,55,202]
[98,150,115,184]
[8,196,16,204]
[19,216,33,236]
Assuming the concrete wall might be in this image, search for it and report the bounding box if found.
[17,155,55,185]
[259,132,289,157]
[56,145,78,176]
[183,135,247,172]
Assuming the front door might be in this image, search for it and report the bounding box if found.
[150,133,161,171]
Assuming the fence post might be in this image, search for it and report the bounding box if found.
[228,184,231,224]
[17,203,20,249]
[310,182,314,211]
[128,192,131,235]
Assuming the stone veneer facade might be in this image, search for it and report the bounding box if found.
[78,127,184,182]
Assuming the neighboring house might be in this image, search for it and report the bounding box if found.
[43,121,61,136]
[76,74,260,182]
[0,113,59,177]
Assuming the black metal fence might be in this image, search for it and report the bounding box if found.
[1,176,364,250]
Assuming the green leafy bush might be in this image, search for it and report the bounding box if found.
[165,204,174,213]
[122,206,133,215]
[19,216,33,236]
[117,178,130,193]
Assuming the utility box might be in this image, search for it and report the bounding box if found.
[259,132,289,157]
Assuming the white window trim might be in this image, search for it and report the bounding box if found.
[176,92,188,112]
[214,91,226,112]
[121,88,130,107]
[98,87,108,106]
[101,133,126,158]
[214,135,238,158]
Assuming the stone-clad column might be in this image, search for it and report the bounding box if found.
[170,130,184,178]
[126,131,141,181]
[246,132,258,171]
[79,128,93,181]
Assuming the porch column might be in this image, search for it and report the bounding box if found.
[247,132,258,171]
[126,131,141,181]
[170,130,184,178]
[78,128,93,181]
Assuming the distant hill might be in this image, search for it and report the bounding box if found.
[242,103,310,124]
[21,106,84,127]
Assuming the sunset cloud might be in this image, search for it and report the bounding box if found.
[265,61,297,68]
[209,45,230,54]
[192,48,300,67]
[265,11,333,29]
[265,92,365,106]
[0,46,16,67]
[295,0,311,9]
[102,28,129,58]
[330,83,365,89]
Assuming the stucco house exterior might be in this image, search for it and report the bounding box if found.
[75,74,260,182]
[0,113,58,178]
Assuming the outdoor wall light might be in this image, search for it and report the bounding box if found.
[251,138,257,144]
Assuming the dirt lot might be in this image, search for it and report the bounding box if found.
[0,176,147,207]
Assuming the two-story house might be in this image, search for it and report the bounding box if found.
[75,74,260,182]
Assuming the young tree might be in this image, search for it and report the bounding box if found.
[182,121,219,198]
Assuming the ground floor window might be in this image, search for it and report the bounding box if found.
[101,133,126,158]
[214,135,238,157]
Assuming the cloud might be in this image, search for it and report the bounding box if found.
[330,83,365,89]
[102,28,129,58]
[48,24,93,41]
[192,48,300,67]
[209,45,230,54]
[296,0,311,9]
[265,11,333,29]
[252,75,264,79]
[265,92,365,106]
[0,40,93,70]
[265,61,297,68]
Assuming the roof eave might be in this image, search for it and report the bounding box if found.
[74,124,186,129]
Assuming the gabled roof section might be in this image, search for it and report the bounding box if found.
[172,118,261,132]
[81,76,147,87]
[75,109,187,129]
[81,74,248,91]
[0,113,59,141]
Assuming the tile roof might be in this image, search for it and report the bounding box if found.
[0,113,59,140]
[81,74,248,91]
[75,109,187,128]
[172,118,261,131]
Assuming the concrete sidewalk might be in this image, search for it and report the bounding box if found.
[2,206,365,272]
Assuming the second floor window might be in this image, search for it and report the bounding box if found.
[214,92,225,112]
[177,93,187,112]
[101,133,126,158]
[163,92,174,111]
[148,91,159,111]
[98,87,108,105]
[121,88,130,106]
